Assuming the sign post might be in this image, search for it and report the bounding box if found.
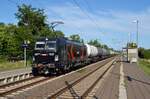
[22,40,29,67]
[24,41,27,67]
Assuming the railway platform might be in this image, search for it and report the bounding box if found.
[123,62,150,99]
[94,59,150,99]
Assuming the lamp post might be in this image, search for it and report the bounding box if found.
[50,21,64,37]
[133,20,139,62]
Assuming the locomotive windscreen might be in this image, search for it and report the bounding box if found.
[35,41,56,51]
[46,41,56,50]
[35,42,45,50]
[34,40,57,64]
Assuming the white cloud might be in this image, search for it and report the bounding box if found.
[45,2,150,49]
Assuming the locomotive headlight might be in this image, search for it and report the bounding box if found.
[34,53,40,56]
[32,57,35,61]
[49,53,54,56]
[55,55,59,61]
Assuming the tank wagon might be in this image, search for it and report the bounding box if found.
[32,37,111,75]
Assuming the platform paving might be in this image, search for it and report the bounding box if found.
[94,59,150,99]
[123,62,150,99]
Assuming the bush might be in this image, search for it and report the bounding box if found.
[139,48,150,59]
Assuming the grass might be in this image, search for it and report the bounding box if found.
[77,68,86,73]
[139,59,150,75]
[0,60,31,72]
[124,78,128,88]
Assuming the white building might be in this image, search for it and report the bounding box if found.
[127,48,138,63]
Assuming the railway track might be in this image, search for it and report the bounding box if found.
[47,57,116,99]
[0,57,116,99]
[0,76,53,97]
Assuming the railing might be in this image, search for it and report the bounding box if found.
[0,68,32,85]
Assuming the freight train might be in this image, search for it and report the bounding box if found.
[32,37,113,75]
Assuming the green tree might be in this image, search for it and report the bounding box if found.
[88,39,110,49]
[0,4,65,60]
[69,34,82,43]
[128,42,137,48]
[139,48,150,59]
[15,4,65,39]
[88,39,102,47]
[40,26,52,37]
[0,24,20,56]
[138,47,145,58]
[54,30,64,38]
[15,4,47,36]
[143,49,150,59]
[0,24,7,55]
[102,44,109,49]
[0,22,5,26]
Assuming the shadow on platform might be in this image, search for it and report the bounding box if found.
[110,72,150,86]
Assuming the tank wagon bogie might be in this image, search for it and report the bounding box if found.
[32,37,112,75]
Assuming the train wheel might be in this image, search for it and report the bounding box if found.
[63,65,69,74]
[56,68,63,75]
[66,64,70,72]
[32,68,39,76]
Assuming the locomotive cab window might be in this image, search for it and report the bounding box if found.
[35,42,45,50]
[46,41,56,49]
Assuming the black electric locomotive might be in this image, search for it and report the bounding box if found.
[32,37,87,75]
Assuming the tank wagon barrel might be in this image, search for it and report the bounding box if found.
[85,44,98,57]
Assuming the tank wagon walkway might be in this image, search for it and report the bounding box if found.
[94,60,150,99]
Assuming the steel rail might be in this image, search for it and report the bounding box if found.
[81,60,115,98]
[0,76,36,88]
[47,57,115,99]
[0,76,53,97]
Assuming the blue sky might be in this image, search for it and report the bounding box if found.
[0,0,150,50]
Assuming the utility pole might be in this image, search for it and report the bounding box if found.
[136,20,139,49]
[133,20,139,63]
[136,20,139,63]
